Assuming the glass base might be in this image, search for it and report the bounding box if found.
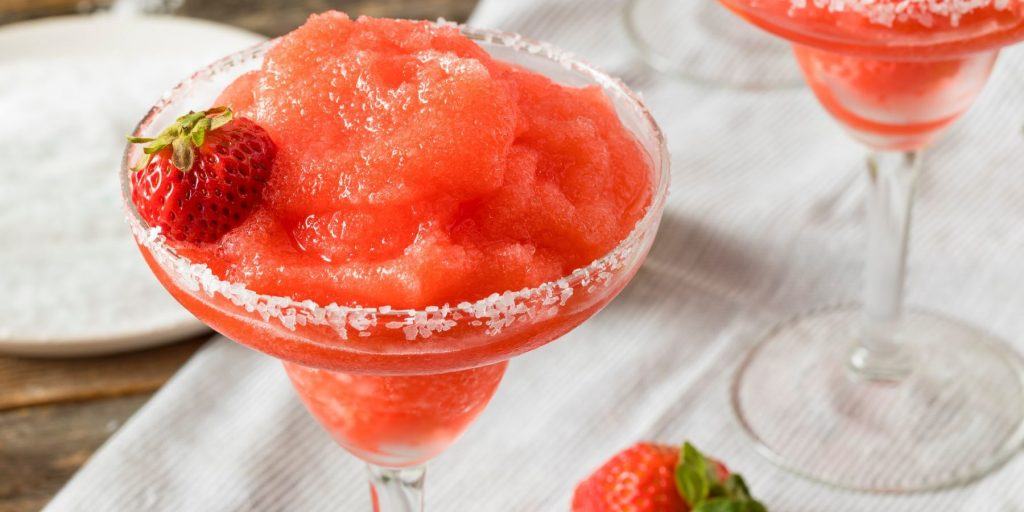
[732,306,1024,492]
[623,0,802,90]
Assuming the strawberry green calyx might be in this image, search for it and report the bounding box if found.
[675,443,767,512]
[127,106,234,172]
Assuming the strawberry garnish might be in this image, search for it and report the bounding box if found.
[572,441,766,512]
[572,442,686,512]
[128,106,276,244]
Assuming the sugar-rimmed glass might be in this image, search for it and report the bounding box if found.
[121,24,669,511]
[717,0,1024,493]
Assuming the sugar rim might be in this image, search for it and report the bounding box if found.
[120,22,670,339]
[788,0,1015,28]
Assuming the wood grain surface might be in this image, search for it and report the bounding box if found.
[0,338,206,512]
[0,2,478,510]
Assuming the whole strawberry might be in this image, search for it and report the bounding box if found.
[572,441,765,512]
[129,106,276,244]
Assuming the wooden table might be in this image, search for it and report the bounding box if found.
[0,2,477,510]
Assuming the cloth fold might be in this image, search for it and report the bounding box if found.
[47,1,1024,510]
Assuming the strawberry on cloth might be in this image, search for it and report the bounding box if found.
[572,441,766,512]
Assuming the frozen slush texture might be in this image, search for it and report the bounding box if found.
[186,13,651,308]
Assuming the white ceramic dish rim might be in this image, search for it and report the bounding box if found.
[0,14,264,355]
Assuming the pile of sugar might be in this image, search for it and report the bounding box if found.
[0,55,204,341]
[789,0,1016,27]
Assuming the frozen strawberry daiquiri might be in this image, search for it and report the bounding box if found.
[123,13,667,511]
[723,0,1024,149]
[719,0,1024,493]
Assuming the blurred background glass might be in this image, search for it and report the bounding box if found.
[623,0,801,89]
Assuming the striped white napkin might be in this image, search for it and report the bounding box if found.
[47,0,1024,510]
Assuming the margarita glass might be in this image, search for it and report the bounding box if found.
[719,0,1024,492]
[623,0,802,89]
[121,24,668,511]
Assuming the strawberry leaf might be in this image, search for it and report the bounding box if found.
[132,153,153,172]
[171,137,195,171]
[723,475,754,499]
[126,106,234,172]
[210,108,233,131]
[675,442,768,511]
[177,111,206,131]
[191,118,211,147]
[142,133,174,155]
[676,443,711,505]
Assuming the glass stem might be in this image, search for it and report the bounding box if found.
[367,464,426,512]
[849,150,921,382]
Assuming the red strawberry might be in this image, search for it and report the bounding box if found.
[572,442,687,512]
[572,442,764,512]
[129,106,276,244]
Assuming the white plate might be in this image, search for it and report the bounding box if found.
[0,14,266,357]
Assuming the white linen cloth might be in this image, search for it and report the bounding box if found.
[46,1,1024,510]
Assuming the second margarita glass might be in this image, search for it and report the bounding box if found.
[720,0,1024,493]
